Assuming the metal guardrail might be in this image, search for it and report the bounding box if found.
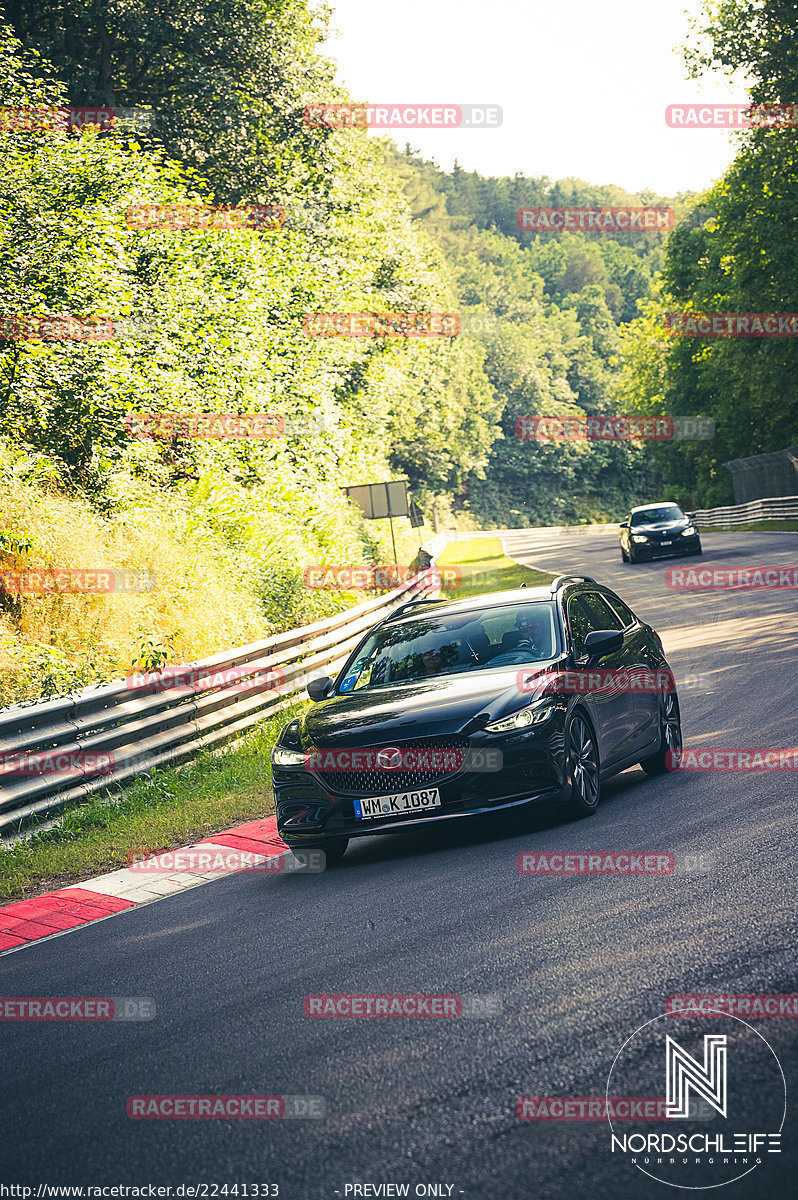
[691,495,798,527]
[433,501,798,542]
[2,495,793,834]
[0,567,441,833]
[429,499,798,545]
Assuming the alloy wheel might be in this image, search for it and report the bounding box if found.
[661,690,682,760]
[568,714,600,812]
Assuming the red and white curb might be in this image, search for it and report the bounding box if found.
[0,815,288,955]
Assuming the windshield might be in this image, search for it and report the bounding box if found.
[630,505,684,526]
[337,603,559,692]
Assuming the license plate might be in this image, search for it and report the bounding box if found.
[354,788,442,820]
[660,540,672,545]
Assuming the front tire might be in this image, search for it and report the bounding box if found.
[565,712,601,816]
[621,545,630,563]
[318,836,349,865]
[640,691,682,775]
[285,835,349,866]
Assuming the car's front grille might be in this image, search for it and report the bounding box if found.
[653,529,687,540]
[310,735,472,796]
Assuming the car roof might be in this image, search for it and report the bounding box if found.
[629,501,681,513]
[381,585,566,628]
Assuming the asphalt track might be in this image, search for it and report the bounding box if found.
[1,529,797,1199]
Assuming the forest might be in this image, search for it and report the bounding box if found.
[0,0,794,701]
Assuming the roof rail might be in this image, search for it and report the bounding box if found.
[388,596,446,620]
[549,574,596,592]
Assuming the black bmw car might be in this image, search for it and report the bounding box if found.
[619,502,702,563]
[272,576,682,863]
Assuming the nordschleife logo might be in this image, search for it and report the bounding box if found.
[606,1013,786,1189]
[665,1034,727,1119]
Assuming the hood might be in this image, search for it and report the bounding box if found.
[299,663,559,746]
[631,518,689,533]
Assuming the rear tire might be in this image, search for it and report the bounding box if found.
[640,691,682,775]
[565,712,601,816]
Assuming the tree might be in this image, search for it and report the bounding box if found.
[683,0,798,106]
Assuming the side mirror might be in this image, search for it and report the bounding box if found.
[584,629,624,659]
[307,676,333,701]
[686,512,696,521]
[619,521,628,529]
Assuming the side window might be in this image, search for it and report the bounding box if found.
[605,594,636,629]
[579,592,624,631]
[566,597,593,660]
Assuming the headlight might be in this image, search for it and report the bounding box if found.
[485,703,555,733]
[271,746,306,766]
[681,526,697,537]
[631,534,648,543]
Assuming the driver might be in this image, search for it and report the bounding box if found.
[514,610,549,657]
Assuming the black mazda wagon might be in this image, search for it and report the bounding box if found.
[272,576,682,862]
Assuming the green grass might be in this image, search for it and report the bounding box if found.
[436,537,555,598]
[703,519,798,533]
[0,700,308,903]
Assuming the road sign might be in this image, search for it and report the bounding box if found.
[344,481,408,519]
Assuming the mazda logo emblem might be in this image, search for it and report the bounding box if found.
[376,747,403,771]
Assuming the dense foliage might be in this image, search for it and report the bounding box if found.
[0,0,795,700]
[391,151,671,523]
[615,0,798,507]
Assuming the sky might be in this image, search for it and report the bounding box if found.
[319,0,751,196]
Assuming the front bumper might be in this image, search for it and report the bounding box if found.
[629,535,701,560]
[274,724,569,847]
